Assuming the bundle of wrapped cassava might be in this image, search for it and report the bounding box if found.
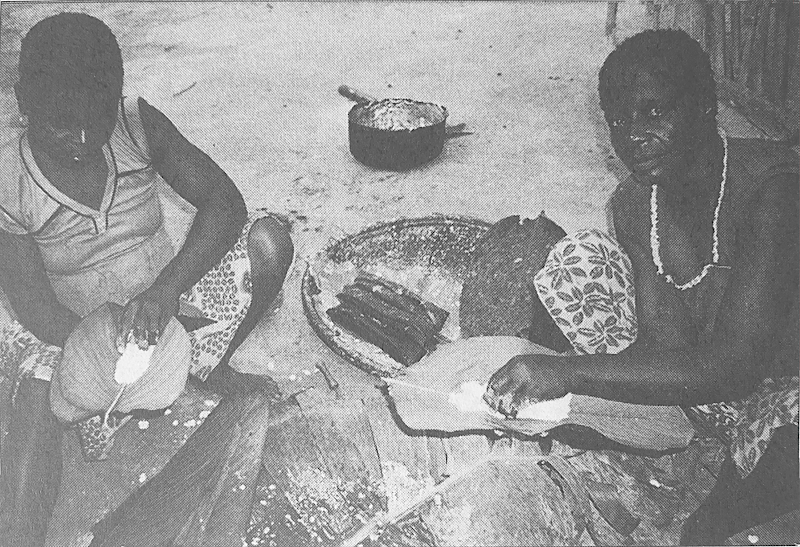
[50,302,191,423]
[459,213,572,352]
[327,272,449,366]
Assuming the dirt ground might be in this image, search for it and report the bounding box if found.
[0,3,745,545]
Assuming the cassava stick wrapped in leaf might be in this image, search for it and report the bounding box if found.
[337,285,436,348]
[327,305,427,366]
[327,272,450,365]
[354,272,448,331]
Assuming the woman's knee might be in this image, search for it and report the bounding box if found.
[247,216,294,278]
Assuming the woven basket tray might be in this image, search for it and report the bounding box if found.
[301,215,490,376]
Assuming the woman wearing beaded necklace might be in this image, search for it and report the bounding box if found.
[485,29,798,543]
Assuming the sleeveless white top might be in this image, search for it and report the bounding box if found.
[0,97,175,315]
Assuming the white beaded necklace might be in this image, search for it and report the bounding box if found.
[650,129,730,291]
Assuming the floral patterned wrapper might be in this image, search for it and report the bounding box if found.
[689,376,798,478]
[534,228,798,479]
[533,228,637,355]
[75,413,134,461]
[176,210,274,381]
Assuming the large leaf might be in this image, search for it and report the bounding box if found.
[385,337,695,451]
[53,303,191,423]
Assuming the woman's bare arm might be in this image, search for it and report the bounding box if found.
[489,176,799,410]
[570,176,799,404]
[116,98,248,346]
[139,97,247,296]
[0,230,80,347]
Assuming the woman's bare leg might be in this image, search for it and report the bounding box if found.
[1,379,62,547]
[203,216,293,393]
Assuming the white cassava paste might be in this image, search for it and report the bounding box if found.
[114,343,155,385]
[448,381,504,418]
[448,380,572,422]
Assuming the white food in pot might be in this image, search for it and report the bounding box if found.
[354,99,446,131]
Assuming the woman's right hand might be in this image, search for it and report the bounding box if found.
[484,354,569,417]
[116,281,181,351]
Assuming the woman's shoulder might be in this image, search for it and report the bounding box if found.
[0,132,55,235]
[609,176,650,243]
[727,137,799,182]
[110,96,153,167]
[726,137,799,218]
[0,132,29,230]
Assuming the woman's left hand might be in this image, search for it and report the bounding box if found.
[116,281,181,351]
[484,354,569,417]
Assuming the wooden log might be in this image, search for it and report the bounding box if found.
[723,4,739,80]
[245,465,314,546]
[173,395,275,547]
[362,396,442,492]
[764,1,779,104]
[784,4,800,117]
[674,0,706,48]
[605,2,618,40]
[711,3,727,81]
[442,435,492,477]
[90,375,277,547]
[645,1,661,31]
[729,3,741,82]
[754,0,772,97]
[260,402,349,543]
[301,399,387,518]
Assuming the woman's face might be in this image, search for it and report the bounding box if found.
[602,64,702,187]
[21,83,121,166]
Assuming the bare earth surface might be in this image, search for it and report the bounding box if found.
[0,3,759,545]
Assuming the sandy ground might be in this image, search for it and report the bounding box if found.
[0,3,717,545]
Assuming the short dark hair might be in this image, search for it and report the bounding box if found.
[19,13,123,106]
[598,29,717,119]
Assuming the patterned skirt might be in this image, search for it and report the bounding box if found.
[534,229,798,479]
[0,210,282,460]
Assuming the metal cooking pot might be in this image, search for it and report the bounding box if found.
[339,85,469,171]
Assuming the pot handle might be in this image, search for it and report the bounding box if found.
[338,85,378,104]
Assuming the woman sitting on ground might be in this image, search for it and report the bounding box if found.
[485,29,798,544]
[0,13,293,546]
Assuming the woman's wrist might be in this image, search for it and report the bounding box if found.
[561,359,582,396]
[153,267,186,299]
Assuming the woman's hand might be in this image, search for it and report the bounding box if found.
[484,354,569,417]
[116,281,180,350]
